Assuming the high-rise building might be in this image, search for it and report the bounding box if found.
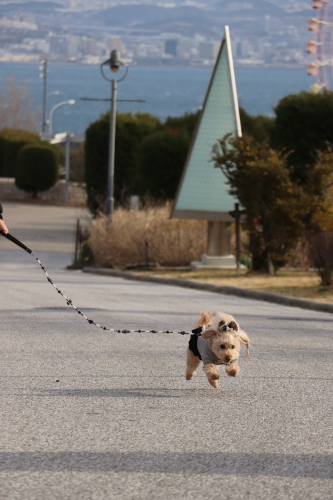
[178,39,193,59]
[107,37,123,53]
[165,40,179,57]
[198,42,219,60]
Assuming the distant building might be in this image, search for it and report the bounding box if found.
[236,41,251,58]
[198,42,219,60]
[35,40,50,53]
[178,39,193,59]
[85,39,99,56]
[165,39,179,57]
[107,36,123,53]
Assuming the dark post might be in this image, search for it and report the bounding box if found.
[145,239,149,268]
[74,219,80,263]
[42,59,48,134]
[229,203,243,276]
[234,203,240,276]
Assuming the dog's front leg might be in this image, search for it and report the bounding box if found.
[203,363,220,388]
[225,363,240,377]
[186,348,201,380]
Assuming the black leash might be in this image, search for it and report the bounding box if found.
[0,230,190,336]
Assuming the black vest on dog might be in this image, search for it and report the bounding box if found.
[188,333,202,360]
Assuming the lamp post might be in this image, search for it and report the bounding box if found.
[48,100,75,134]
[39,59,47,133]
[47,90,60,99]
[100,50,129,218]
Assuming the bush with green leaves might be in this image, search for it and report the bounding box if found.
[137,129,191,199]
[308,231,333,286]
[273,91,333,185]
[0,128,41,178]
[213,133,308,272]
[84,112,160,214]
[239,107,275,144]
[15,145,58,198]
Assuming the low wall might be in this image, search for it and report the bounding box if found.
[0,178,86,204]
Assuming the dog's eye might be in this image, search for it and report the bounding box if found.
[228,321,238,331]
[231,345,235,349]
[220,344,226,350]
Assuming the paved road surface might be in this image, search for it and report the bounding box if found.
[0,203,332,499]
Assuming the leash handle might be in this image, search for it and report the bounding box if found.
[0,230,33,254]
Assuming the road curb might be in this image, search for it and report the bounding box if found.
[82,267,333,315]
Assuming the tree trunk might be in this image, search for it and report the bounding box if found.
[267,251,274,276]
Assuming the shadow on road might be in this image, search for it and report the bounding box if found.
[0,451,332,477]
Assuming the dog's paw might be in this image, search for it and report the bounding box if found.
[208,379,219,389]
[226,365,239,377]
[186,373,194,380]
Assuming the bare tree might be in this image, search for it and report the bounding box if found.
[0,75,40,131]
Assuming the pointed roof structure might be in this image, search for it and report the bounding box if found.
[172,26,242,221]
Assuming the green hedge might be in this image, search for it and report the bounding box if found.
[84,110,200,213]
[84,112,160,214]
[137,129,191,199]
[15,145,58,198]
[0,129,41,178]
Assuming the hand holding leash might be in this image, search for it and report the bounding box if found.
[0,201,8,234]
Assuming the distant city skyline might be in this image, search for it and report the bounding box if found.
[0,0,314,68]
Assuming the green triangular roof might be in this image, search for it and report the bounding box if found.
[172,26,241,221]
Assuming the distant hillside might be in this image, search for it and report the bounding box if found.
[94,4,216,36]
[0,1,62,14]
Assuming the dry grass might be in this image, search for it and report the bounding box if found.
[134,268,333,303]
[88,203,333,303]
[89,203,207,267]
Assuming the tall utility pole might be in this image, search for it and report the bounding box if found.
[39,59,48,133]
[82,50,145,219]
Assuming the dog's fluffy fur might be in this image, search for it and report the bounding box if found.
[186,312,250,388]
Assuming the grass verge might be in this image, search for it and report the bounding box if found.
[131,268,333,304]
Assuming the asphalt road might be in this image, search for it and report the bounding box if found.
[0,203,333,499]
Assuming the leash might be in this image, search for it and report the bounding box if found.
[0,230,190,336]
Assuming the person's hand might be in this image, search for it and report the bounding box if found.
[0,219,8,234]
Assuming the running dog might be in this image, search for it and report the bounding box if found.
[185,312,250,388]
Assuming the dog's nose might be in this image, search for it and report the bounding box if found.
[225,356,231,363]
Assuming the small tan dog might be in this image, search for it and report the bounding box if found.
[185,312,250,388]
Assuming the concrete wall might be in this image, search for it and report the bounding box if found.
[0,178,86,204]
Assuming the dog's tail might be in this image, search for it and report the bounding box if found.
[194,311,212,330]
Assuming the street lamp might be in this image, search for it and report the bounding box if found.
[100,50,129,218]
[47,90,60,99]
[48,100,75,134]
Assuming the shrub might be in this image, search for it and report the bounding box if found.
[274,91,333,185]
[89,203,207,267]
[15,145,58,198]
[308,231,333,286]
[84,112,160,214]
[213,133,307,272]
[0,128,41,177]
[137,129,190,199]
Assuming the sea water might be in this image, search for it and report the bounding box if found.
[0,63,314,134]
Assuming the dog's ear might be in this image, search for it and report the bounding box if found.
[236,330,250,357]
[201,328,218,341]
[195,311,212,329]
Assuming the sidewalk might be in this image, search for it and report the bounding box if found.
[0,202,90,267]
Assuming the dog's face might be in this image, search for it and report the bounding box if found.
[209,331,242,365]
[201,313,250,364]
